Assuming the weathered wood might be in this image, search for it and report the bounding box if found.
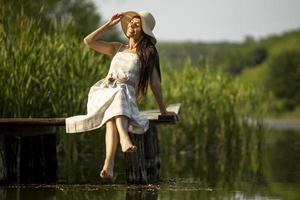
[125,124,160,184]
[141,103,181,124]
[0,126,57,137]
[125,133,147,183]
[0,105,181,136]
[0,103,181,129]
[144,125,160,182]
[123,104,181,184]
[0,118,65,126]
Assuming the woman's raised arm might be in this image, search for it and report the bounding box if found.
[83,13,124,57]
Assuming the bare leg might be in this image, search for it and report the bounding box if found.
[100,119,119,178]
[115,115,137,153]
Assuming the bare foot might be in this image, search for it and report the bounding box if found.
[120,137,137,153]
[100,161,114,178]
[122,144,137,153]
[100,169,113,178]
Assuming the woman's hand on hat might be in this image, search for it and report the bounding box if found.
[107,13,124,27]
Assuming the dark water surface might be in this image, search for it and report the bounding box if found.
[1,129,300,200]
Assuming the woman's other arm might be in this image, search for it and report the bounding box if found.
[83,13,124,57]
[150,67,175,115]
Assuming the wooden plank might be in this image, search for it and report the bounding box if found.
[141,103,181,124]
[0,118,65,126]
[0,103,181,127]
[0,126,57,137]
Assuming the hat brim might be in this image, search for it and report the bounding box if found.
[121,11,157,44]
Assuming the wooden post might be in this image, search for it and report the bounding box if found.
[0,136,7,183]
[0,126,57,184]
[2,136,19,184]
[123,104,180,184]
[125,124,160,184]
[19,134,57,183]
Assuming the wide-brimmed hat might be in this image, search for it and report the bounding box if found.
[121,11,157,44]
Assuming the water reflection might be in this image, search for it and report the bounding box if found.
[0,188,6,200]
[1,187,56,200]
[160,126,266,190]
[268,130,300,182]
[1,129,300,200]
[0,185,160,200]
[126,189,158,200]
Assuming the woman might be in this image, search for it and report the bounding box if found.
[66,11,175,178]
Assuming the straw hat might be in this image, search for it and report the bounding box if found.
[121,11,157,44]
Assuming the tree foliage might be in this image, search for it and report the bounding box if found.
[2,0,101,37]
[267,49,300,110]
[157,29,300,113]
[157,38,267,74]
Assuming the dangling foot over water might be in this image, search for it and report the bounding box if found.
[114,116,137,153]
[100,161,114,178]
[120,137,137,153]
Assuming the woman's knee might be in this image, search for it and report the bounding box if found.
[114,115,129,123]
[106,118,117,130]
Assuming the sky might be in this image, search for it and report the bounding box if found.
[93,0,300,42]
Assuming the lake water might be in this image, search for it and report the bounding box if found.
[1,129,300,200]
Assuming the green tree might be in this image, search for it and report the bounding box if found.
[267,49,300,110]
[2,0,101,37]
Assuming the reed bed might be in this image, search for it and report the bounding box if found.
[0,15,111,183]
[0,15,110,118]
[141,61,269,187]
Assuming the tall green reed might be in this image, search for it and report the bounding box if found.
[142,59,269,187]
[0,15,110,118]
[0,14,111,183]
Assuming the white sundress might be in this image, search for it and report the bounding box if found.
[65,50,149,134]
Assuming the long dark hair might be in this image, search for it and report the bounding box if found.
[136,31,161,99]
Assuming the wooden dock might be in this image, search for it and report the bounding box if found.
[0,103,181,136]
[0,103,181,185]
